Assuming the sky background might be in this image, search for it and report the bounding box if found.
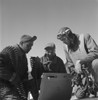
[0,0,98,64]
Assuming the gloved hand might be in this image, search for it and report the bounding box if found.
[75,60,82,74]
[43,61,52,65]
[75,86,87,99]
[31,56,40,63]
[43,61,52,71]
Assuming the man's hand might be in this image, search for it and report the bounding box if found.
[75,60,82,74]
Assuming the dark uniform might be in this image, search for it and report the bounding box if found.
[0,44,28,100]
[40,54,66,73]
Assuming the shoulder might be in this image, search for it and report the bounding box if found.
[1,44,20,56]
[78,33,90,40]
[56,56,64,62]
[0,46,15,59]
[1,46,14,53]
[2,44,19,51]
[83,33,91,40]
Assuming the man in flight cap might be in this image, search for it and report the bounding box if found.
[0,34,37,100]
[40,42,66,73]
[57,27,98,99]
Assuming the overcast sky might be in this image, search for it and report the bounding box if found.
[1,0,98,63]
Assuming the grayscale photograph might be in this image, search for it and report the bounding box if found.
[0,0,98,100]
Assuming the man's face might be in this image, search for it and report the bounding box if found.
[22,41,33,53]
[58,28,72,45]
[45,48,55,58]
[60,35,71,45]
